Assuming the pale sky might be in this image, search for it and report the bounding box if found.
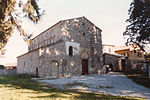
[0,0,132,64]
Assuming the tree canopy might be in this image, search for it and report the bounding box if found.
[124,0,150,49]
[0,0,43,51]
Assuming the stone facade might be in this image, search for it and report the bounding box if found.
[17,17,103,78]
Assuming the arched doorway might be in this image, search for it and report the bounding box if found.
[109,63,113,71]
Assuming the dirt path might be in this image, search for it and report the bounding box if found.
[37,72,150,99]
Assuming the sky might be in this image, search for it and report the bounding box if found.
[0,0,132,64]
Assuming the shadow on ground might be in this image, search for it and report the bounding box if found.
[0,75,144,100]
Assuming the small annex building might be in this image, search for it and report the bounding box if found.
[17,17,103,78]
[103,53,126,71]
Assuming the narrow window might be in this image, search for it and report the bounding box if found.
[124,53,126,56]
[69,46,73,56]
[24,62,25,67]
[82,22,84,26]
[83,32,85,36]
[127,52,129,56]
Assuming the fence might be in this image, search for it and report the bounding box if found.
[0,69,17,75]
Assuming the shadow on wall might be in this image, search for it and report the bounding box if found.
[19,17,103,78]
[37,40,81,78]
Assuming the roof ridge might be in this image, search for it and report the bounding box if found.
[31,16,86,40]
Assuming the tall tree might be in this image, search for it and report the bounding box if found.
[0,0,43,51]
[124,0,150,49]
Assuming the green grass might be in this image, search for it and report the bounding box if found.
[123,72,150,89]
[0,75,146,100]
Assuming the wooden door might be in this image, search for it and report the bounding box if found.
[82,59,88,75]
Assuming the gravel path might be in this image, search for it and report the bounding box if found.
[36,72,150,99]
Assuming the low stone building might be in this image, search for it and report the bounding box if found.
[103,53,126,71]
[17,17,103,78]
[102,44,126,71]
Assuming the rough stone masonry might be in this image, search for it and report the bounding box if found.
[17,17,103,78]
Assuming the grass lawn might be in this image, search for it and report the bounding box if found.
[123,72,150,89]
[0,75,146,100]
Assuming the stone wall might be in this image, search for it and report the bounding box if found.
[17,49,39,76]
[62,17,103,73]
[17,17,103,78]
[0,69,17,75]
[103,53,119,71]
[28,21,64,52]
[18,41,82,78]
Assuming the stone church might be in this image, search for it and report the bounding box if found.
[17,17,103,78]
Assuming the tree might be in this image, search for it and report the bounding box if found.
[124,0,150,49]
[0,0,44,51]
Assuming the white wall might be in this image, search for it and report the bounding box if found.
[65,41,80,55]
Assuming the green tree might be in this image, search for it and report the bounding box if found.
[0,0,43,51]
[124,0,150,49]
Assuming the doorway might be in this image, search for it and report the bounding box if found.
[36,67,38,77]
[82,59,88,75]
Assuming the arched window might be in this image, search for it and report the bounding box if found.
[69,46,73,56]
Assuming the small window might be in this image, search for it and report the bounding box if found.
[83,32,85,36]
[82,22,84,26]
[69,46,73,56]
[134,50,136,53]
[24,62,25,67]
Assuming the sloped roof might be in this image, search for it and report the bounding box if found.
[31,16,102,40]
[32,21,62,40]
[104,53,126,58]
[115,45,132,51]
[103,44,115,47]
[115,44,145,52]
